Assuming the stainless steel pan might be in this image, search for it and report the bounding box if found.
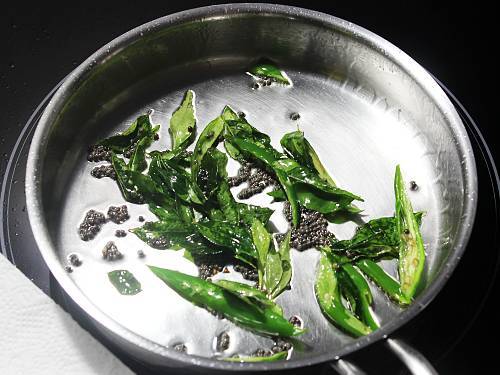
[25,4,477,373]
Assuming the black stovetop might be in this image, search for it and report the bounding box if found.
[1,2,498,374]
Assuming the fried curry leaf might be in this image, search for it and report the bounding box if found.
[99,114,158,153]
[148,203,179,221]
[269,186,362,218]
[223,132,300,224]
[170,90,196,151]
[201,146,274,227]
[149,149,192,168]
[251,219,272,289]
[148,155,192,203]
[229,136,281,167]
[272,158,362,204]
[223,111,273,156]
[271,232,292,299]
[198,148,229,201]
[331,213,423,261]
[190,115,225,201]
[225,119,362,226]
[131,219,222,256]
[281,130,335,186]
[200,147,241,223]
[108,270,142,295]
[249,63,291,85]
[209,184,238,223]
[272,158,362,223]
[195,220,257,267]
[112,153,171,206]
[251,220,292,298]
[128,134,152,172]
[280,131,363,216]
[237,203,274,226]
[263,249,283,297]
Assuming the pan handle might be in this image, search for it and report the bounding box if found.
[329,338,438,375]
[330,359,367,375]
[384,338,438,374]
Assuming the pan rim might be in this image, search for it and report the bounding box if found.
[25,3,478,371]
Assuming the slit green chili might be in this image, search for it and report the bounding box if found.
[355,258,410,306]
[339,263,379,331]
[395,165,426,300]
[149,266,304,337]
[315,253,372,337]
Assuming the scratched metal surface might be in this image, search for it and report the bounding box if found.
[25,4,476,372]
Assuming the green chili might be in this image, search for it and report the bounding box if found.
[355,259,410,306]
[339,263,379,331]
[315,253,372,337]
[214,280,283,315]
[395,165,425,300]
[149,266,304,337]
[222,350,288,362]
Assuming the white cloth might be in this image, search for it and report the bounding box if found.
[0,254,134,375]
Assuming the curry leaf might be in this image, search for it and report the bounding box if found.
[112,153,169,206]
[198,148,229,200]
[223,112,272,152]
[149,149,192,168]
[149,155,191,203]
[148,203,179,221]
[195,220,257,267]
[281,130,361,214]
[128,134,152,172]
[99,115,157,153]
[225,121,362,226]
[331,213,423,261]
[271,232,292,298]
[272,158,363,204]
[170,90,196,151]
[108,270,142,295]
[200,146,273,227]
[131,219,222,256]
[249,63,291,85]
[269,185,361,217]
[237,204,274,226]
[281,130,335,186]
[274,168,300,226]
[251,219,271,288]
[191,116,225,201]
[251,221,292,299]
[263,250,283,297]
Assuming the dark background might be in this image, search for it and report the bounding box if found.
[1,1,498,374]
